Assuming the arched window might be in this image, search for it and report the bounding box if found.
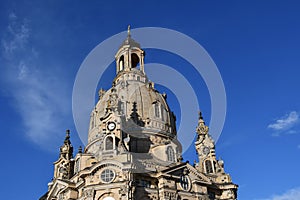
[105,136,114,150]
[205,160,213,174]
[118,101,125,115]
[119,55,124,71]
[160,104,165,121]
[167,146,175,162]
[154,103,160,118]
[131,53,140,68]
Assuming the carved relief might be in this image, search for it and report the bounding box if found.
[83,188,94,198]
[220,189,235,199]
[150,135,169,146]
[58,193,65,200]
[107,86,118,112]
[119,185,129,196]
[163,191,177,200]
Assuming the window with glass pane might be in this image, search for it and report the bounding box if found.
[167,146,175,162]
[100,169,115,183]
[155,103,160,118]
[180,175,190,191]
[105,136,114,150]
[205,160,213,174]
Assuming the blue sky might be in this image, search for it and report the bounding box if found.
[0,0,300,200]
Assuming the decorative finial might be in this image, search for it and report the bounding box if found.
[177,155,183,162]
[198,111,203,120]
[78,146,82,153]
[127,25,131,37]
[64,129,71,144]
[66,129,70,137]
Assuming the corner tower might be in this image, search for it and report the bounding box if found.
[40,27,238,200]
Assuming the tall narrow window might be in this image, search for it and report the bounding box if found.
[119,55,124,71]
[167,146,175,162]
[131,53,140,68]
[205,160,213,174]
[118,101,125,115]
[161,105,165,121]
[105,136,114,150]
[155,103,160,118]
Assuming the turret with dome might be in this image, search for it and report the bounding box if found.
[40,26,238,200]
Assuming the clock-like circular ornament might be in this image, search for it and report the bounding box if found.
[107,122,116,131]
[203,146,210,155]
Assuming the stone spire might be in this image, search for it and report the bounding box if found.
[53,130,75,180]
[194,112,226,175]
[60,130,73,160]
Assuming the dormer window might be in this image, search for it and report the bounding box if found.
[167,146,175,162]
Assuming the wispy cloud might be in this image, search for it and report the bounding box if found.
[258,187,300,200]
[268,111,299,134]
[0,12,71,150]
[1,12,30,59]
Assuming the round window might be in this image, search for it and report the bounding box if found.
[100,169,115,183]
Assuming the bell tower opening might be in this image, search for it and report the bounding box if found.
[131,53,140,68]
[119,55,124,71]
[115,25,145,75]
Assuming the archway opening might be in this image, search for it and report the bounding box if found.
[119,55,124,71]
[131,53,140,68]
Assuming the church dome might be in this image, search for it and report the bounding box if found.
[41,27,238,200]
[86,27,179,158]
[90,70,176,138]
